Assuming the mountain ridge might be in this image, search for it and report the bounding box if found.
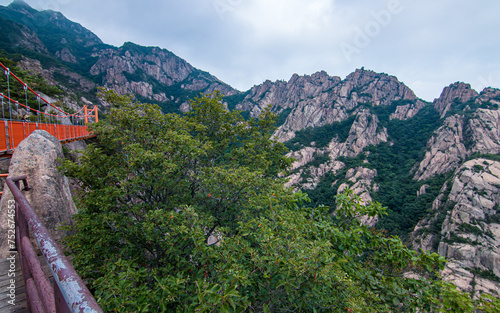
[0,0,238,112]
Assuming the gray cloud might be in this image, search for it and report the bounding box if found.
[2,0,499,101]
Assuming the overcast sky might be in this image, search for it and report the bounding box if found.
[3,0,500,101]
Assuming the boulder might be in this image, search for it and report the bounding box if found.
[0,130,77,258]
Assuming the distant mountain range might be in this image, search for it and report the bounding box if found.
[1,0,499,298]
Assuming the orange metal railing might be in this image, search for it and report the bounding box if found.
[1,120,93,154]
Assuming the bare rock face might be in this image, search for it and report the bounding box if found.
[390,99,427,120]
[285,111,386,189]
[467,109,500,155]
[285,146,344,189]
[414,103,500,181]
[414,115,468,181]
[340,111,388,158]
[434,82,478,117]
[13,21,49,54]
[90,45,237,104]
[323,111,388,161]
[337,167,379,227]
[56,47,77,63]
[411,159,500,296]
[0,130,77,258]
[249,69,419,142]
[237,71,342,118]
[18,56,96,100]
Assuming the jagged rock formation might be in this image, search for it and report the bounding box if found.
[413,115,468,181]
[414,87,500,181]
[434,82,478,117]
[0,0,238,112]
[389,100,427,120]
[284,109,387,188]
[268,75,500,295]
[269,69,418,142]
[237,71,341,118]
[334,111,388,158]
[411,159,500,296]
[0,130,77,258]
[89,43,237,104]
[467,108,500,155]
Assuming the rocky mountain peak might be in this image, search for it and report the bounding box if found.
[434,82,479,117]
[477,87,500,105]
[269,69,420,142]
[236,71,342,117]
[343,68,418,106]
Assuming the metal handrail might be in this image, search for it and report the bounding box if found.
[6,176,103,313]
[1,119,94,154]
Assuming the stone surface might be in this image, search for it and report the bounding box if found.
[0,130,78,258]
[411,159,500,296]
[237,68,418,142]
[390,99,427,120]
[467,108,500,155]
[284,110,386,190]
[337,167,379,227]
[414,115,468,181]
[89,46,237,105]
[414,106,500,181]
[434,82,478,117]
[62,140,87,164]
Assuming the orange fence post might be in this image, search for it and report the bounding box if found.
[11,121,25,150]
[1,120,8,152]
[84,105,88,124]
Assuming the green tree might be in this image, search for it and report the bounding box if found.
[61,91,495,312]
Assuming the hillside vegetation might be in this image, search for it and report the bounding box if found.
[60,91,499,312]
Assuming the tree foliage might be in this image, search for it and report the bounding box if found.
[61,91,497,312]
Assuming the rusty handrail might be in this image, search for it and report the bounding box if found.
[6,176,103,313]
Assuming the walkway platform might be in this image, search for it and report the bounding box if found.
[0,253,54,313]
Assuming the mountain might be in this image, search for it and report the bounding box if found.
[0,0,238,112]
[236,72,500,296]
[1,0,499,298]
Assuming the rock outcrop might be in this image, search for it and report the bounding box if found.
[467,108,500,155]
[411,159,500,296]
[434,82,478,117]
[88,43,238,106]
[234,69,419,142]
[390,99,427,120]
[414,86,500,181]
[337,167,379,227]
[284,110,387,189]
[336,111,388,158]
[0,130,77,258]
[414,115,468,181]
